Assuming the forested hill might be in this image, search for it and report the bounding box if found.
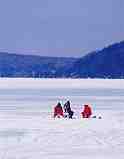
[0,41,124,78]
[0,53,76,77]
[68,41,124,78]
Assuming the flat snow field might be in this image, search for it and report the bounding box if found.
[0,78,124,159]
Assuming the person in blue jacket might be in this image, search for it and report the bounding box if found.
[63,100,74,119]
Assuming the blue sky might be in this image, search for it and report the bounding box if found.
[0,0,124,57]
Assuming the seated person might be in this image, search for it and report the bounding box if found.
[81,104,92,118]
[54,102,64,118]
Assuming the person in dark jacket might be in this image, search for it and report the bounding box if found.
[54,102,64,118]
[81,104,92,118]
[63,101,74,119]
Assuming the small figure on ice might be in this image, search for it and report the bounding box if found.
[63,100,74,119]
[81,104,92,118]
[54,102,64,118]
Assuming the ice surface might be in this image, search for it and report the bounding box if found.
[0,78,124,159]
[0,78,124,89]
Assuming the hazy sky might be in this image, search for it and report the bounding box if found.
[0,0,124,57]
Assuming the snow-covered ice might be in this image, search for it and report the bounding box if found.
[0,78,124,159]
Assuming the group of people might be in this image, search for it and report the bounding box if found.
[53,100,92,119]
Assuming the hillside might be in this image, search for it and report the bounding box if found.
[0,41,124,78]
[0,53,76,77]
[69,41,124,78]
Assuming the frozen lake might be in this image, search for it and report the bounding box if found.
[0,78,124,159]
[0,78,124,112]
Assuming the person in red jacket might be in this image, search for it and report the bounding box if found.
[54,102,64,118]
[81,104,92,118]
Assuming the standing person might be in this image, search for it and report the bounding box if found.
[81,104,92,118]
[63,100,74,119]
[54,102,64,118]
